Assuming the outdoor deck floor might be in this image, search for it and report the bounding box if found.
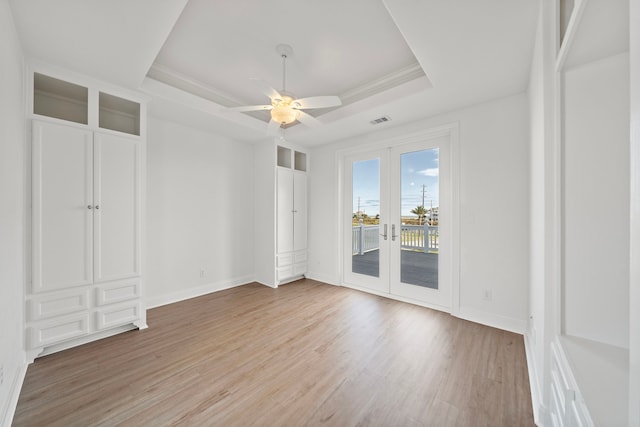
[352,249,438,289]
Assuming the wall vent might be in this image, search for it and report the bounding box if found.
[370,116,391,125]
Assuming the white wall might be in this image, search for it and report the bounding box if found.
[252,141,276,286]
[308,93,530,332]
[563,53,630,349]
[630,0,640,423]
[146,117,255,307]
[0,0,26,424]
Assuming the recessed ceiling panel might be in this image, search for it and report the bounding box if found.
[151,0,424,107]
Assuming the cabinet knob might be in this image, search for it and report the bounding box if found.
[87,205,93,210]
[95,205,100,210]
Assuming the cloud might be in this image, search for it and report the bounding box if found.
[417,168,439,177]
[410,182,415,186]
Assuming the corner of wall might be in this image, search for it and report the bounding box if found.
[524,330,546,426]
[1,359,28,427]
[0,1,28,425]
[454,308,527,335]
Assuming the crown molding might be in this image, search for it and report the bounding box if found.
[340,61,429,105]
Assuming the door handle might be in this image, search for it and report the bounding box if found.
[391,224,398,241]
[379,224,388,240]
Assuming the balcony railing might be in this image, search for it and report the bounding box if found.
[352,224,438,255]
[352,225,380,255]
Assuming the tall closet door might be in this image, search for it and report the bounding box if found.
[32,121,94,292]
[277,168,294,253]
[293,172,307,252]
[93,133,140,282]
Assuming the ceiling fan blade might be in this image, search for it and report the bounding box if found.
[296,110,322,128]
[267,118,282,135]
[292,95,342,110]
[250,78,282,101]
[226,104,272,112]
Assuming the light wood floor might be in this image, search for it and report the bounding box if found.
[14,280,535,427]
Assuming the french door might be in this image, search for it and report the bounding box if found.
[342,136,453,310]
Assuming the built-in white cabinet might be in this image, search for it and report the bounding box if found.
[32,122,141,290]
[26,68,147,360]
[276,167,307,282]
[533,0,632,425]
[254,142,308,286]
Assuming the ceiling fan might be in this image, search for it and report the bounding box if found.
[227,44,342,134]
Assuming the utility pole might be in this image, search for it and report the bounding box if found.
[421,184,427,208]
[430,199,433,225]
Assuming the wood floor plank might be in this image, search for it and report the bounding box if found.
[13,280,535,426]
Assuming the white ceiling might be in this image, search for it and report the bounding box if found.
[9,0,189,89]
[9,0,539,147]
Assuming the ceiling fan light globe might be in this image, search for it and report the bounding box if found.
[271,105,298,125]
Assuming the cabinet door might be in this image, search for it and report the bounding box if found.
[293,172,307,252]
[32,121,94,292]
[277,168,294,253]
[93,133,140,282]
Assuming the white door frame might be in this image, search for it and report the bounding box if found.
[337,123,460,315]
[341,148,390,293]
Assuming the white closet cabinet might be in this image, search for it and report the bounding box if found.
[254,142,308,286]
[276,168,307,282]
[28,119,144,355]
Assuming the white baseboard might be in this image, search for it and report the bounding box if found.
[34,324,139,361]
[305,271,339,286]
[335,281,526,335]
[1,359,27,427]
[454,307,527,334]
[340,282,451,314]
[146,275,255,309]
[524,331,544,426]
[255,280,277,289]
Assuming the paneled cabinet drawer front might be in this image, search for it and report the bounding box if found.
[95,301,140,330]
[294,250,307,263]
[95,279,140,306]
[29,288,89,321]
[277,267,294,282]
[29,313,90,348]
[293,262,307,276]
[277,253,293,267]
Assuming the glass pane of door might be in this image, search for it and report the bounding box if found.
[351,158,380,278]
[399,148,439,288]
[343,135,452,310]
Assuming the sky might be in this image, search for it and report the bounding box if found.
[352,148,439,217]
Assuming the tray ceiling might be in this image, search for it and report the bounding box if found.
[9,0,539,146]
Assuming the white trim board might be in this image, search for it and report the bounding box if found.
[455,307,527,335]
[305,271,340,287]
[341,282,452,314]
[1,361,28,427]
[524,331,545,426]
[145,275,255,309]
